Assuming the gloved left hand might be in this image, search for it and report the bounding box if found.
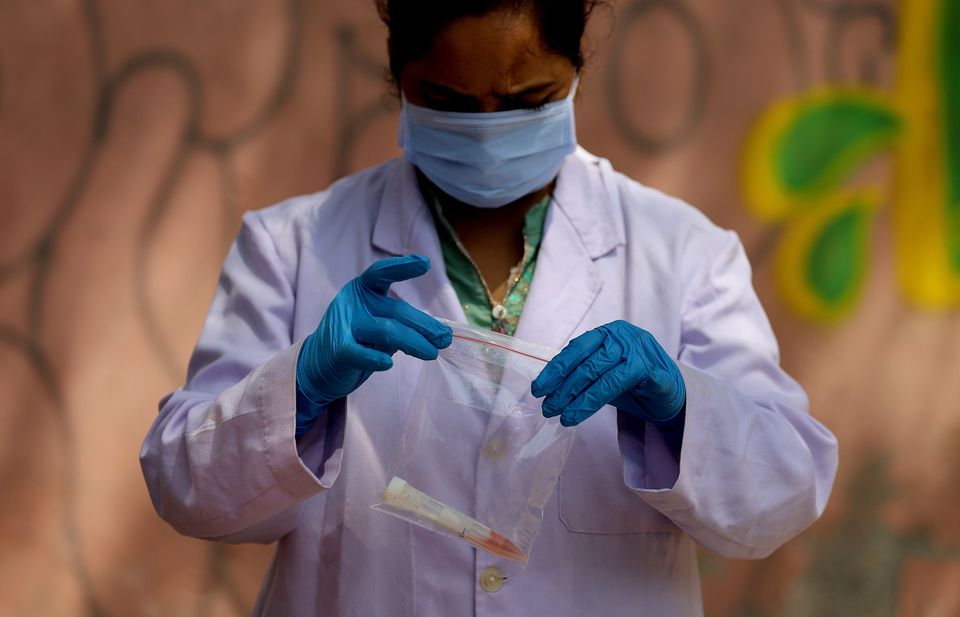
[295,255,452,437]
[531,320,685,427]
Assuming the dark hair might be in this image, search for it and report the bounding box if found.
[375,0,603,83]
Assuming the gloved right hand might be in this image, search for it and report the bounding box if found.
[296,255,452,433]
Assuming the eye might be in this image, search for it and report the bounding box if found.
[415,83,485,112]
[502,95,553,112]
[420,94,482,113]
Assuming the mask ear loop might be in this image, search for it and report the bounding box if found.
[566,74,581,102]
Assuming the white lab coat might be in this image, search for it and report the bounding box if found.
[141,148,838,616]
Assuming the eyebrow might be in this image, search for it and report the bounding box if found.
[421,79,559,100]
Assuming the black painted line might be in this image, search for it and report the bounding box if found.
[26,138,102,336]
[775,0,813,90]
[0,327,110,617]
[331,24,392,180]
[134,138,196,382]
[81,0,107,82]
[603,0,710,154]
[197,0,304,150]
[824,3,897,84]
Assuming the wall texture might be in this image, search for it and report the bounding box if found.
[2,0,959,615]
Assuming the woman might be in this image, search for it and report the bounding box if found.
[141,1,838,615]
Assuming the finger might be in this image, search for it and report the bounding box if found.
[366,294,452,349]
[560,408,596,427]
[559,361,634,426]
[540,339,622,417]
[531,328,606,398]
[339,340,393,372]
[359,255,430,295]
[354,317,440,361]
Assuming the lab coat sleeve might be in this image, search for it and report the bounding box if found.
[139,211,344,543]
[621,228,838,558]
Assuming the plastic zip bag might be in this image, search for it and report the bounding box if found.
[372,319,575,565]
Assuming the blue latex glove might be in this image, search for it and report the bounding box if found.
[295,255,452,437]
[531,320,686,428]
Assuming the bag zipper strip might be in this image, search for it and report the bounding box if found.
[450,333,551,364]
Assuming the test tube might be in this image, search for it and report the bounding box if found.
[383,476,526,562]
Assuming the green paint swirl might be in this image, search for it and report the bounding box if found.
[774,100,899,198]
[806,204,870,307]
[941,0,960,271]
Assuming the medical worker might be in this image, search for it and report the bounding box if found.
[141,0,838,614]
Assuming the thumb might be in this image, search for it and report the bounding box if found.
[359,255,430,295]
[636,368,684,422]
[644,368,675,396]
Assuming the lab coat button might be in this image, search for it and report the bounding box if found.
[483,436,507,461]
[479,566,506,592]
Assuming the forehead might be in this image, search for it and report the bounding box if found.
[404,10,572,95]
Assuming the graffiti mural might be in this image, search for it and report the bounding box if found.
[742,0,959,322]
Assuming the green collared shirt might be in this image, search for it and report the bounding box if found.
[426,191,550,336]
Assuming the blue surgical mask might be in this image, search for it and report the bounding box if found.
[398,76,579,209]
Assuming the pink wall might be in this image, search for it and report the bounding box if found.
[2,1,958,615]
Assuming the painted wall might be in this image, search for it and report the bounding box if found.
[2,0,958,615]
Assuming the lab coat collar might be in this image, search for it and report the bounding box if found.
[550,147,625,259]
[371,157,426,257]
[513,148,625,349]
[371,158,465,322]
[372,149,624,262]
